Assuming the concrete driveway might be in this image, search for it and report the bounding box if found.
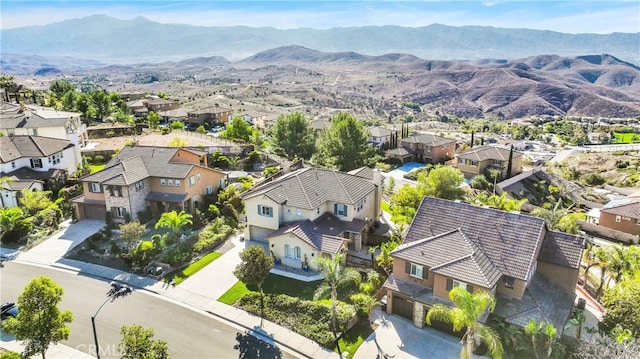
[353,307,476,359]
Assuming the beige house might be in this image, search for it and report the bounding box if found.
[72,146,227,222]
[384,197,584,333]
[456,145,523,179]
[241,167,383,271]
[187,106,233,126]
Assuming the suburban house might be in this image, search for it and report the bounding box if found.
[127,97,181,119]
[367,126,394,151]
[158,108,190,125]
[598,197,640,236]
[386,133,455,164]
[383,196,584,333]
[456,145,523,179]
[240,167,383,271]
[239,113,268,129]
[72,146,227,222]
[0,135,78,208]
[310,119,331,135]
[146,98,180,113]
[187,106,233,126]
[0,102,87,164]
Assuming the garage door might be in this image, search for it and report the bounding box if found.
[392,294,413,320]
[249,225,274,243]
[83,204,106,220]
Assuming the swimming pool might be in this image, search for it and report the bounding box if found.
[394,162,426,173]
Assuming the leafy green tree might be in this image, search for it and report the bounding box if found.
[531,200,579,234]
[120,221,147,250]
[602,271,640,338]
[169,121,185,130]
[426,287,503,359]
[75,93,94,122]
[222,116,253,142]
[3,276,73,359]
[195,125,206,134]
[119,324,169,359]
[313,112,377,171]
[389,185,421,224]
[49,80,75,99]
[270,112,316,159]
[155,210,193,241]
[19,189,53,216]
[148,111,160,129]
[470,174,491,191]
[471,193,527,212]
[233,245,273,320]
[314,252,361,337]
[90,89,111,120]
[60,90,78,111]
[417,165,466,200]
[524,320,559,359]
[0,207,32,240]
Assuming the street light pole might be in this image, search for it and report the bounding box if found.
[91,283,133,358]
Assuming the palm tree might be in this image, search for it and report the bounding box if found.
[603,244,636,287]
[314,252,361,337]
[155,210,193,241]
[426,287,504,359]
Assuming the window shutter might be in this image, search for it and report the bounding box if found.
[446,278,453,291]
[111,207,116,216]
[405,261,411,274]
[122,208,127,217]
[422,267,428,279]
[467,285,474,293]
[334,203,338,214]
[257,204,261,214]
[344,205,348,216]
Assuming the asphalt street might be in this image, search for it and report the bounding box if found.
[1,262,291,359]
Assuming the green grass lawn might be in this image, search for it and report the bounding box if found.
[89,164,105,173]
[218,281,249,304]
[381,201,391,214]
[613,132,640,144]
[336,324,373,358]
[217,273,322,304]
[164,251,222,285]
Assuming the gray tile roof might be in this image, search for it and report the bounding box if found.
[392,228,502,288]
[347,166,374,181]
[108,146,198,179]
[457,145,523,161]
[189,106,232,115]
[267,218,346,254]
[241,167,377,209]
[82,156,149,185]
[400,133,455,146]
[146,191,188,203]
[0,103,76,129]
[385,147,411,156]
[368,126,393,137]
[1,167,62,182]
[404,197,546,280]
[539,232,585,269]
[0,135,73,163]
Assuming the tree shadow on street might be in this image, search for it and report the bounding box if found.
[234,328,282,359]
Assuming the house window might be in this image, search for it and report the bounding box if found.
[286,207,292,215]
[258,205,273,217]
[135,181,144,191]
[160,178,166,186]
[30,159,43,168]
[294,246,301,259]
[285,244,292,258]
[615,215,621,222]
[28,128,38,136]
[175,179,181,187]
[205,185,213,195]
[405,262,427,279]
[111,207,127,218]
[470,160,478,167]
[167,179,174,186]
[636,219,640,226]
[89,183,102,193]
[334,203,348,217]
[7,129,15,136]
[446,279,474,293]
[356,198,365,212]
[504,276,515,289]
[296,209,302,217]
[189,176,195,186]
[192,194,199,208]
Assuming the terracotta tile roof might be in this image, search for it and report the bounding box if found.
[539,232,585,269]
[0,135,73,163]
[241,167,377,209]
[404,197,546,280]
[457,145,523,161]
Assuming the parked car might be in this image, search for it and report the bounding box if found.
[1,302,18,320]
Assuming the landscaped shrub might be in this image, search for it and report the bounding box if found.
[582,173,606,186]
[193,218,233,253]
[93,155,105,164]
[236,292,353,348]
[162,243,192,266]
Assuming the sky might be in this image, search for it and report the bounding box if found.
[1,1,638,34]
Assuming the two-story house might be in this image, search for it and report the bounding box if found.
[146,98,180,113]
[240,167,382,271]
[71,146,227,222]
[187,106,233,126]
[1,102,87,165]
[367,126,394,151]
[598,197,640,236]
[384,197,584,333]
[456,145,523,179]
[0,135,77,207]
[387,133,455,164]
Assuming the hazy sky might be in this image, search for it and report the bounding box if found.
[1,1,638,33]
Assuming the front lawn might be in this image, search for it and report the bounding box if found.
[164,251,222,285]
[218,274,321,304]
[218,281,249,304]
[336,324,373,358]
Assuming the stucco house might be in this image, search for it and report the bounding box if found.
[240,167,383,271]
[0,135,77,208]
[367,126,394,151]
[383,197,584,333]
[72,146,227,222]
[598,197,640,236]
[456,145,523,179]
[187,106,233,126]
[387,133,455,164]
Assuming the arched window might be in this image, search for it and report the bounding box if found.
[294,246,301,259]
[285,244,292,258]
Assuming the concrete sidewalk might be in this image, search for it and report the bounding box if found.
[1,221,338,359]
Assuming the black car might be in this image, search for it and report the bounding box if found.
[1,302,18,320]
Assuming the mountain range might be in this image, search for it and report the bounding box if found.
[1,15,638,65]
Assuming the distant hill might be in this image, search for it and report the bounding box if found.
[1,15,638,65]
